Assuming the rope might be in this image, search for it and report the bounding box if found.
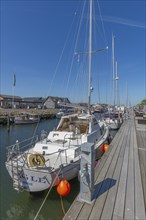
[60,195,66,215]
[65,0,87,97]
[31,120,40,145]
[96,0,108,46]
[33,167,62,220]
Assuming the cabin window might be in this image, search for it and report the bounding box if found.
[42,146,48,150]
[53,133,59,137]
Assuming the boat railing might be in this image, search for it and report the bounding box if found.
[49,147,80,168]
[39,133,82,168]
[6,135,38,160]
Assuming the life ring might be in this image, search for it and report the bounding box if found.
[28,154,45,167]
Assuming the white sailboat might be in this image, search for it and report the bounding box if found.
[5,0,110,193]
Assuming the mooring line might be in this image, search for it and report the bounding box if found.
[33,167,62,220]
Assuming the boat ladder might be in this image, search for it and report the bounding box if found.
[10,141,23,192]
[11,157,23,192]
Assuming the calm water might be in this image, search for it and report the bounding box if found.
[0,118,80,220]
[0,115,116,220]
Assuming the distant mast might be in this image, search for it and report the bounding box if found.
[88,0,93,113]
[126,81,128,108]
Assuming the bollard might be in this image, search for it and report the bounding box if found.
[78,142,95,204]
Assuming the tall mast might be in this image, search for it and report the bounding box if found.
[75,0,107,112]
[88,0,93,113]
[112,33,115,107]
[126,81,128,108]
[115,61,119,106]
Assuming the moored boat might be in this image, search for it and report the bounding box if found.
[14,113,40,124]
[5,0,110,193]
[103,112,121,130]
[5,112,110,192]
[56,109,74,119]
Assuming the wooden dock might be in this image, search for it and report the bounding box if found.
[135,118,146,208]
[63,115,146,220]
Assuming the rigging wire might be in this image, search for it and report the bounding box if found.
[69,1,95,103]
[46,3,81,97]
[29,4,83,141]
[65,0,87,97]
[92,2,101,104]
[30,119,40,145]
[96,0,108,46]
[105,49,110,104]
[92,0,109,104]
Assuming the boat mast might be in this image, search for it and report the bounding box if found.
[126,81,128,108]
[88,0,93,113]
[115,61,119,107]
[75,0,107,113]
[112,33,115,108]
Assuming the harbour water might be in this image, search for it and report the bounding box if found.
[0,115,116,220]
[0,118,80,220]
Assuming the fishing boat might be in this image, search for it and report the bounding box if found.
[5,0,110,192]
[14,113,40,125]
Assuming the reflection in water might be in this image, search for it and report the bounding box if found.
[5,204,48,220]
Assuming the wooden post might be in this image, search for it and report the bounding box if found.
[7,114,10,132]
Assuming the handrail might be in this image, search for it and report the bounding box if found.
[6,135,38,150]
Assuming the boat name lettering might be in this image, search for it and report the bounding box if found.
[21,173,47,183]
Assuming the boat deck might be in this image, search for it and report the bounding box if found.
[63,114,146,220]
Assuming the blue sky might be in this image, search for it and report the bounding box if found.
[0,0,145,106]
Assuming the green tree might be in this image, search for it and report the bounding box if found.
[139,99,146,108]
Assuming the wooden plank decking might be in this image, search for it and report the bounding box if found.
[135,118,146,209]
[63,116,146,220]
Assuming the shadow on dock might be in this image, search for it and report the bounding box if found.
[93,178,116,200]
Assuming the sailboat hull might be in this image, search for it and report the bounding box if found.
[5,162,80,192]
[5,133,107,192]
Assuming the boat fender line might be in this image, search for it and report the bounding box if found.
[28,154,45,167]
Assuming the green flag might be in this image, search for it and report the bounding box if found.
[13,74,16,86]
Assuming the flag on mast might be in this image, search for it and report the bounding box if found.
[13,74,16,87]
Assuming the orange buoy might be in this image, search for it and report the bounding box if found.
[103,143,109,152]
[57,179,71,196]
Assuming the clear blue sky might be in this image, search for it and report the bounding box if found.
[1,0,145,106]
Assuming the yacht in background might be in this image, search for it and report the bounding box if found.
[56,109,74,119]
